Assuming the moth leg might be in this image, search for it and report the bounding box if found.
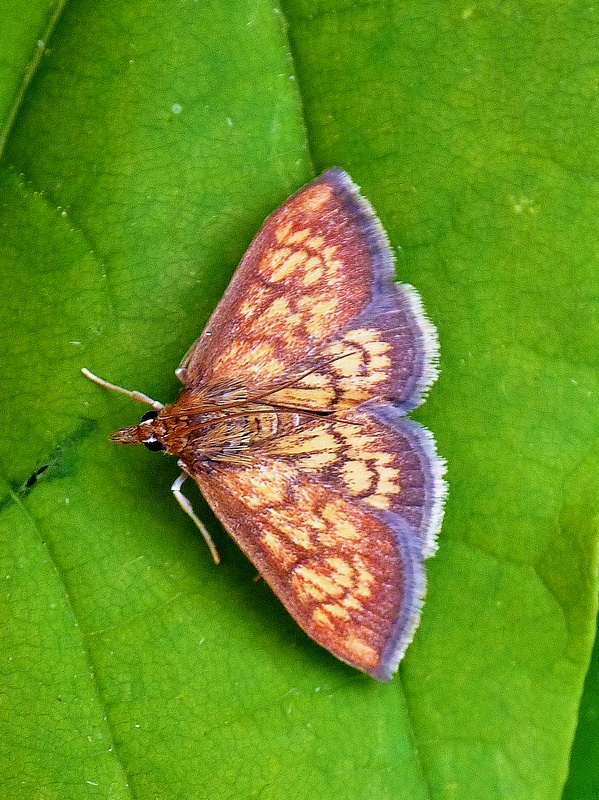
[82,368,164,410]
[174,335,203,383]
[171,471,220,565]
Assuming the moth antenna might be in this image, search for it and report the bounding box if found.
[82,368,164,410]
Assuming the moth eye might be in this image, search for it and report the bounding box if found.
[144,439,165,452]
[140,410,163,450]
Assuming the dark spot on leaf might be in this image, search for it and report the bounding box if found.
[25,465,49,488]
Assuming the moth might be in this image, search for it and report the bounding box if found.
[83,168,446,681]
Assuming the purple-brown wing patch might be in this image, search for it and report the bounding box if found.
[178,170,438,413]
[194,457,425,680]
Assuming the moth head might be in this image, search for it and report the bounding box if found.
[110,409,165,451]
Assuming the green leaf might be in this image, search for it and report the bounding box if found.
[564,621,599,800]
[1,2,597,799]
